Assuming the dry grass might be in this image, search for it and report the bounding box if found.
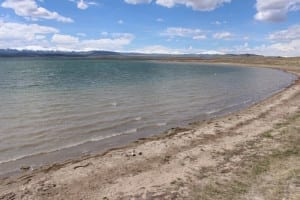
[189,110,300,200]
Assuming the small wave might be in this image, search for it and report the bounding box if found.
[27,83,42,88]
[156,122,167,127]
[0,129,137,165]
[89,132,124,142]
[134,117,142,121]
[205,109,221,115]
[124,128,137,134]
[111,102,118,107]
[205,102,245,115]
[243,99,252,104]
[49,115,142,136]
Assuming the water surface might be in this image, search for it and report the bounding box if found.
[0,58,296,176]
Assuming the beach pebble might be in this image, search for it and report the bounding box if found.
[20,166,30,171]
[131,150,136,156]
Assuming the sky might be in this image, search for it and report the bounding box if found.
[0,0,300,56]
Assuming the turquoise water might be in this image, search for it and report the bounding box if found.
[0,58,297,175]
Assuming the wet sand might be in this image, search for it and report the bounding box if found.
[0,57,299,200]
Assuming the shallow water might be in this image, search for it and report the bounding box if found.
[0,58,297,176]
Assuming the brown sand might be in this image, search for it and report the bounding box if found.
[0,57,299,200]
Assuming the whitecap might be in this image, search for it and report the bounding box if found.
[111,102,118,107]
[134,117,142,121]
[124,128,137,134]
[156,122,167,126]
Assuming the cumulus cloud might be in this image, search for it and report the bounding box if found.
[124,0,152,4]
[76,33,87,37]
[223,25,300,57]
[69,0,97,10]
[0,20,134,51]
[227,41,300,57]
[1,0,73,22]
[211,20,227,25]
[156,18,164,22]
[77,0,88,9]
[255,0,300,22]
[51,33,135,51]
[52,34,79,44]
[213,31,233,39]
[263,25,300,56]
[0,21,58,41]
[134,45,181,54]
[133,45,225,54]
[268,25,300,41]
[0,21,58,49]
[267,40,300,54]
[124,0,231,11]
[162,27,207,40]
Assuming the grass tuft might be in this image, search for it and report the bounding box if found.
[262,131,273,139]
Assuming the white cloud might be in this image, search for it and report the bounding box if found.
[124,0,231,11]
[136,43,300,57]
[212,21,221,25]
[76,33,87,37]
[156,18,164,22]
[255,0,300,22]
[211,20,227,25]
[268,40,300,54]
[213,31,233,39]
[133,45,225,54]
[52,33,135,51]
[202,50,225,55]
[101,32,109,36]
[162,27,207,40]
[69,0,97,10]
[52,34,79,44]
[1,0,73,22]
[80,37,133,51]
[77,0,88,9]
[0,21,58,49]
[262,24,300,56]
[0,20,134,51]
[134,45,181,54]
[268,25,300,41]
[0,21,58,41]
[227,41,300,57]
[124,0,152,4]
[221,25,300,57]
[193,35,207,40]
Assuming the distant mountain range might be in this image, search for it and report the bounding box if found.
[0,49,121,57]
[0,49,264,58]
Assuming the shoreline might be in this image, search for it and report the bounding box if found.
[0,62,295,178]
[0,60,299,199]
[0,61,294,178]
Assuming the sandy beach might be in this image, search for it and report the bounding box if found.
[0,57,299,200]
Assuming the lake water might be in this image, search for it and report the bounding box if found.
[0,58,297,176]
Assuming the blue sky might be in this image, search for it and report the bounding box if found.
[0,0,300,56]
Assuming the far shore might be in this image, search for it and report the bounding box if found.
[0,56,299,200]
